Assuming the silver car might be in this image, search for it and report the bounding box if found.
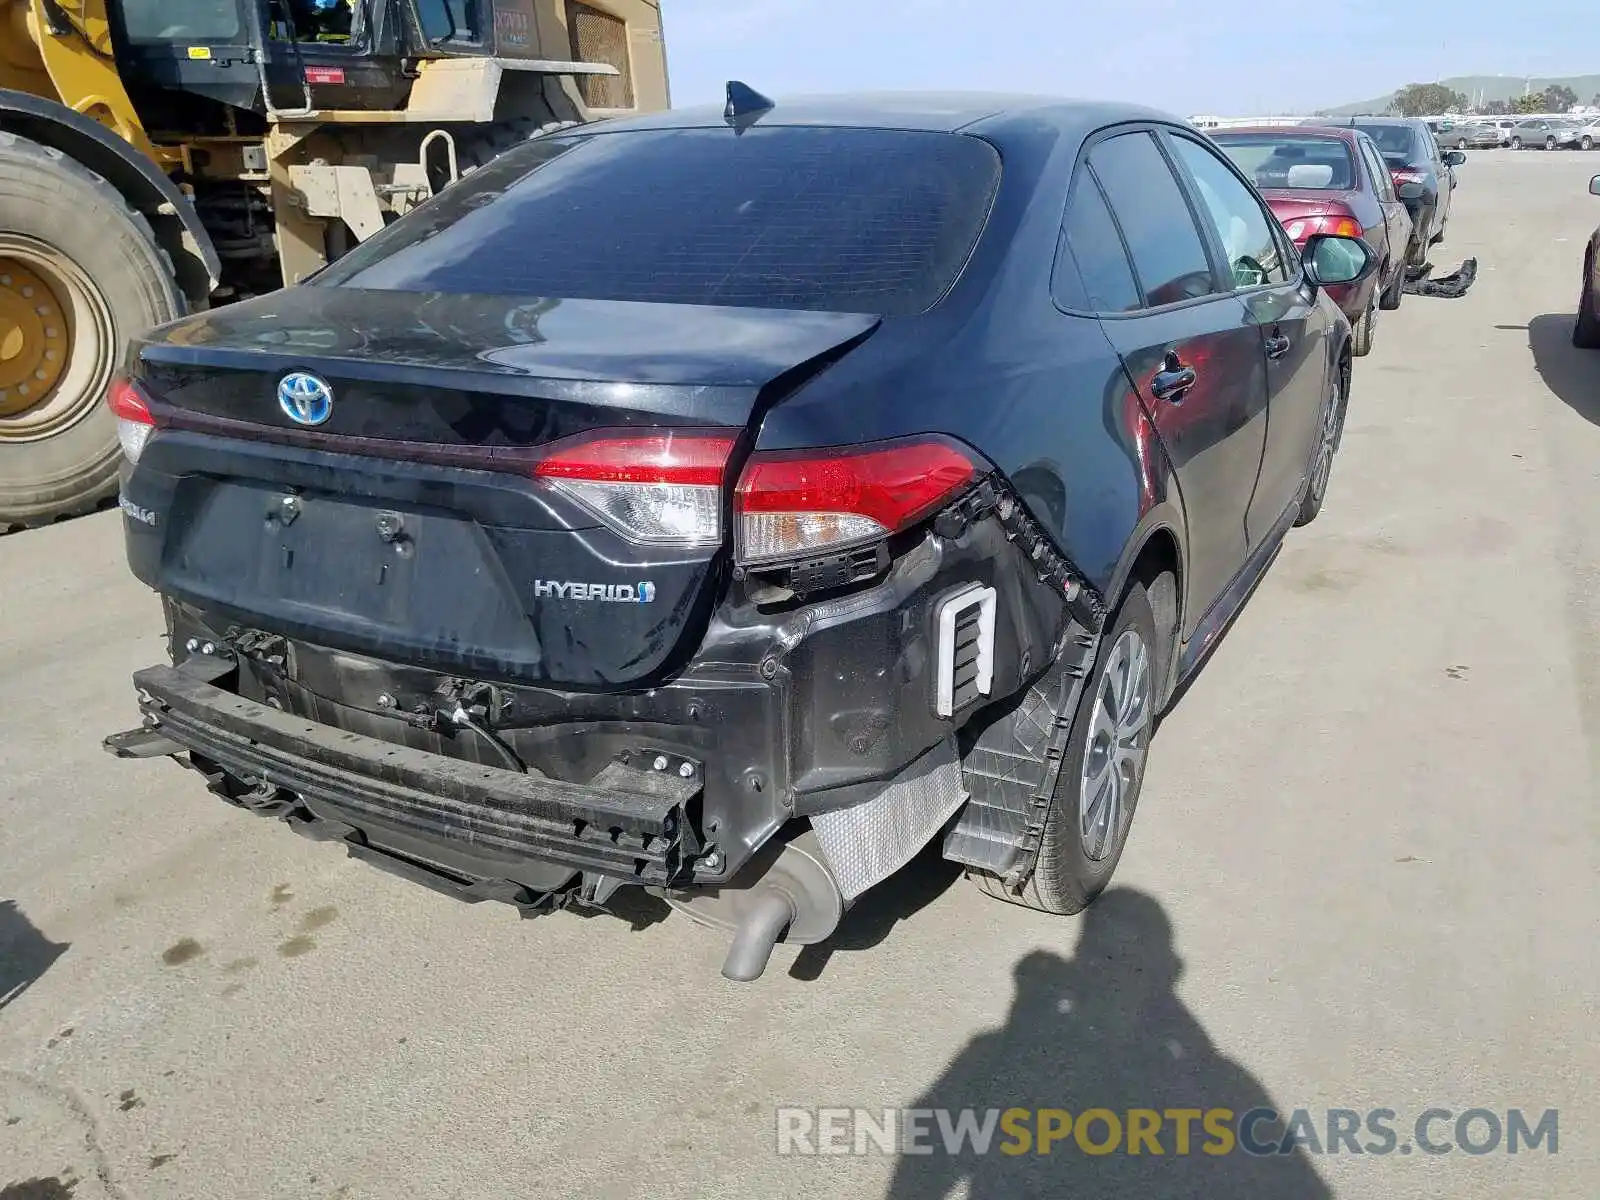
[1573,119,1600,150]
[1438,121,1500,150]
[1508,118,1583,150]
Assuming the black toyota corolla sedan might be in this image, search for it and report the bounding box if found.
[105,89,1374,980]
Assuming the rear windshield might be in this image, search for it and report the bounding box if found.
[1210,134,1355,190]
[316,126,1003,316]
[1353,123,1424,161]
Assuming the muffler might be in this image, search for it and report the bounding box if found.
[665,829,846,982]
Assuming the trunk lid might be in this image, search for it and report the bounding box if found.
[130,287,879,688]
[137,287,879,439]
[1257,191,1347,222]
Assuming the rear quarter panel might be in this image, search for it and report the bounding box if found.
[752,117,1177,604]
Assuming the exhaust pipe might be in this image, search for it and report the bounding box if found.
[720,890,799,982]
[665,830,846,982]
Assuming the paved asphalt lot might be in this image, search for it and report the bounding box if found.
[3,148,1599,1200]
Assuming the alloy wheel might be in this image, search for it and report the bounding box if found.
[1308,368,1344,503]
[1078,628,1152,862]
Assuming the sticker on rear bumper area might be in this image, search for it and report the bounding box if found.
[119,494,158,527]
[533,580,657,603]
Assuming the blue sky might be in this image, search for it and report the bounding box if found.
[659,0,1588,116]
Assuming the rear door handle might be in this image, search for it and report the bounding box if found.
[1265,332,1291,359]
[1150,355,1197,401]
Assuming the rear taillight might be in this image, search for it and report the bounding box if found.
[735,437,976,565]
[1282,211,1363,245]
[106,376,155,464]
[534,430,737,547]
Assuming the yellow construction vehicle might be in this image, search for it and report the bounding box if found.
[0,0,668,526]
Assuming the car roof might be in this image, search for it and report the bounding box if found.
[1209,124,1361,143]
[581,90,1183,138]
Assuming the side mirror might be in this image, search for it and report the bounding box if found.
[1589,175,1600,197]
[1443,150,1466,167]
[1303,233,1376,288]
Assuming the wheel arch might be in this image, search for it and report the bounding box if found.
[1104,514,1186,710]
[0,88,219,308]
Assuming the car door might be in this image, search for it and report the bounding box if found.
[1163,129,1331,540]
[1359,135,1411,266]
[1068,128,1268,627]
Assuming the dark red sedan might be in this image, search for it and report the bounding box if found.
[1209,125,1413,355]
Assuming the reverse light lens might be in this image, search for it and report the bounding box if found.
[534,431,737,546]
[735,438,977,564]
[106,376,155,464]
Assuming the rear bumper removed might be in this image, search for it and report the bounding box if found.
[108,475,1102,976]
[112,661,700,900]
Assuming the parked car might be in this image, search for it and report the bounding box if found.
[1575,174,1600,347]
[1440,121,1500,149]
[1574,118,1600,151]
[1335,117,1464,264]
[103,93,1375,981]
[1509,118,1583,150]
[1493,117,1518,146]
[1210,125,1413,353]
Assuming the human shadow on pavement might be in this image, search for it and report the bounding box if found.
[0,899,68,1013]
[885,888,1332,1200]
[1528,313,1600,427]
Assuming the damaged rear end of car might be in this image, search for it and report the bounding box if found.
[104,106,1112,980]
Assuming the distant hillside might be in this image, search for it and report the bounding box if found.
[1323,74,1600,116]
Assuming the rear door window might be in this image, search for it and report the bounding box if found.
[1168,134,1289,288]
[1086,131,1217,307]
[1359,138,1395,201]
[1054,174,1141,313]
[316,126,1003,316]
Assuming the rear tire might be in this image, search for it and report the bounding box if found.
[1456,138,1467,150]
[1575,255,1600,349]
[0,133,182,529]
[1583,135,1594,152]
[1545,136,1557,151]
[1405,223,1429,269]
[1378,259,1404,310]
[1511,136,1522,150]
[970,581,1159,915]
[1350,291,1376,356]
[1295,352,1349,527]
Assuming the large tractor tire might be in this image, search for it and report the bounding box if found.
[0,132,182,529]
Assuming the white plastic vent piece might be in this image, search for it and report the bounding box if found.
[935,583,997,718]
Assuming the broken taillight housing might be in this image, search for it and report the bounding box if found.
[534,430,738,547]
[734,437,977,565]
[106,376,155,464]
